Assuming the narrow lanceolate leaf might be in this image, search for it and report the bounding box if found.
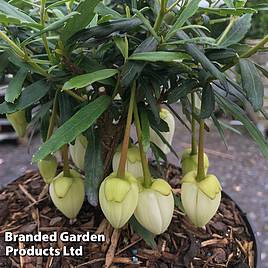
[85,128,103,207]
[0,0,40,29]
[200,7,256,16]
[176,31,228,90]
[5,68,28,103]
[61,0,100,42]
[23,12,79,44]
[129,51,190,62]
[114,36,128,59]
[215,93,268,158]
[0,80,50,114]
[200,85,215,119]
[121,37,158,88]
[239,59,264,111]
[32,96,111,162]
[63,69,118,90]
[140,109,150,152]
[219,14,252,47]
[129,217,156,249]
[166,0,201,39]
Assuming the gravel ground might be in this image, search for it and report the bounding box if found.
[0,119,267,266]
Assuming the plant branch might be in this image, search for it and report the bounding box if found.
[221,35,268,72]
[191,93,197,155]
[241,35,268,58]
[154,0,167,32]
[40,0,53,62]
[65,90,86,102]
[0,31,25,58]
[133,102,152,188]
[216,16,236,46]
[117,82,136,178]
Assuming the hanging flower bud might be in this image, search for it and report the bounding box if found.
[150,108,175,154]
[181,171,222,227]
[134,179,174,234]
[112,144,143,178]
[49,169,85,219]
[69,135,88,171]
[38,155,57,184]
[99,172,139,229]
[6,110,27,137]
[181,148,209,176]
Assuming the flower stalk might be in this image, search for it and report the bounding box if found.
[61,144,70,177]
[133,102,152,188]
[117,82,136,178]
[191,93,197,155]
[196,119,205,182]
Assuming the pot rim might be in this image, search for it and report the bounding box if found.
[222,191,261,268]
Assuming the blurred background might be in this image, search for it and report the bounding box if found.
[0,0,268,266]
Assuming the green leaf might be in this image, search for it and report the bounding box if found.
[63,69,118,90]
[205,48,238,65]
[121,37,158,88]
[129,216,156,249]
[239,59,264,112]
[150,126,179,160]
[84,127,103,207]
[72,18,141,44]
[58,92,77,126]
[0,0,40,29]
[114,36,128,59]
[32,96,111,162]
[61,0,100,43]
[166,0,201,39]
[224,0,235,8]
[0,52,9,75]
[215,93,268,158]
[211,113,228,148]
[255,63,268,79]
[200,85,215,119]
[200,7,256,16]
[0,80,50,114]
[167,80,197,104]
[129,51,190,62]
[140,109,150,152]
[177,31,228,89]
[219,14,252,47]
[5,68,28,103]
[23,12,79,44]
[95,2,122,18]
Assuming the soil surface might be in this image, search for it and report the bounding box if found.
[0,166,255,267]
[0,113,267,266]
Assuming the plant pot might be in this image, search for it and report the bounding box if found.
[0,167,259,267]
[222,191,261,268]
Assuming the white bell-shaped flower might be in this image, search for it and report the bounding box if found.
[134,179,174,234]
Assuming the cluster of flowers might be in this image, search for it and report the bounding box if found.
[7,108,221,232]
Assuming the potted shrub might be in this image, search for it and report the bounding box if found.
[0,0,267,267]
